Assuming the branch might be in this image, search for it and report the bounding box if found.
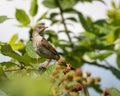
[85,61,110,69]
[4,68,22,72]
[55,0,73,47]
[83,86,90,96]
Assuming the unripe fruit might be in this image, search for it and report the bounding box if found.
[64,82,75,90]
[55,65,62,70]
[52,70,59,76]
[84,72,91,78]
[63,68,69,74]
[60,76,67,82]
[58,57,66,66]
[95,77,101,84]
[82,80,88,86]
[75,68,82,76]
[74,77,83,83]
[69,92,79,96]
[87,77,95,85]
[50,75,55,82]
[65,71,75,80]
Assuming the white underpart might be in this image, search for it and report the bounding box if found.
[32,33,43,51]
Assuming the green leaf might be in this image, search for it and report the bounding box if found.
[0,62,17,68]
[94,19,107,26]
[78,12,91,32]
[9,34,24,50]
[37,11,48,21]
[43,0,78,9]
[15,9,30,26]
[0,16,9,23]
[9,34,18,45]
[59,0,78,10]
[87,51,113,61]
[1,44,29,65]
[109,66,120,80]
[42,0,57,8]
[106,33,115,43]
[91,84,102,93]
[109,88,120,96]
[12,42,24,50]
[22,53,46,65]
[66,17,78,22]
[116,54,120,68]
[26,41,39,58]
[0,66,7,80]
[49,12,58,20]
[30,0,38,17]
[111,1,117,9]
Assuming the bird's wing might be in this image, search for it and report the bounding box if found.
[41,38,59,56]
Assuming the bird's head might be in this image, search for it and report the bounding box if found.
[34,24,48,35]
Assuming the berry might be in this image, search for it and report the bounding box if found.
[95,77,101,84]
[103,89,109,96]
[75,68,82,76]
[76,83,82,91]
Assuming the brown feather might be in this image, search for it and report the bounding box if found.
[41,38,60,60]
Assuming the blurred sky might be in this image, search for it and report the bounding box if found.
[0,0,120,96]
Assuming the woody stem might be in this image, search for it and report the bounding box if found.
[55,0,74,47]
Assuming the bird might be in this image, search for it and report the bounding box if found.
[32,24,60,70]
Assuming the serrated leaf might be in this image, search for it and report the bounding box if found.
[15,9,30,26]
[0,16,9,23]
[116,54,120,68]
[37,11,48,21]
[30,0,38,17]
[26,41,39,58]
[109,88,120,96]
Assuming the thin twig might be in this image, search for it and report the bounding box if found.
[55,0,73,47]
[4,68,22,72]
[83,86,90,96]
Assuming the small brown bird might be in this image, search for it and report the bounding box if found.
[32,24,60,69]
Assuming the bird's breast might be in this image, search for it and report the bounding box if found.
[32,35,43,51]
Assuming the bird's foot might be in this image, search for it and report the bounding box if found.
[38,65,46,72]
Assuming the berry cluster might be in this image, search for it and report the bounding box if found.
[50,57,101,96]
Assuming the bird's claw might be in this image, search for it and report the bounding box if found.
[38,65,46,72]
